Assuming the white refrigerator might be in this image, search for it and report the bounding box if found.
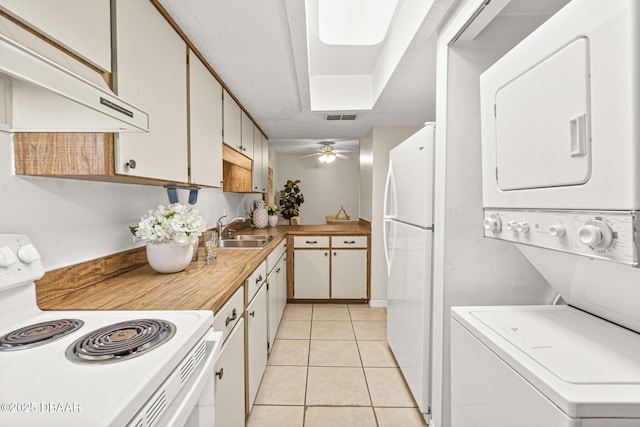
[384,124,435,418]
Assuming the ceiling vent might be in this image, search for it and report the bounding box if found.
[325,114,357,121]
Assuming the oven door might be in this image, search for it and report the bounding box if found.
[166,329,222,427]
[128,329,223,427]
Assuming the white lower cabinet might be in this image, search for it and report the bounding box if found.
[331,250,367,299]
[292,235,369,300]
[267,254,287,350]
[214,317,245,427]
[277,255,287,325]
[246,283,268,412]
[294,250,330,299]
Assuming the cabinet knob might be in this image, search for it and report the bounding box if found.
[306,240,318,244]
[276,268,281,273]
[215,368,224,379]
[324,252,328,256]
[344,241,356,244]
[225,308,237,327]
[249,310,256,317]
[256,274,263,283]
[125,159,137,169]
[333,252,337,256]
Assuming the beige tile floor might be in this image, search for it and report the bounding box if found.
[247,303,428,427]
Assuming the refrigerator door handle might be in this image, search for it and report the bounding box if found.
[383,160,397,219]
[383,218,396,277]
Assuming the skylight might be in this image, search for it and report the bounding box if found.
[318,0,398,46]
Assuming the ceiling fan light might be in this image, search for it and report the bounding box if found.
[318,152,336,164]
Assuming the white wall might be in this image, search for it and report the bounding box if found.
[276,153,359,224]
[358,131,373,221]
[0,133,260,271]
[431,4,562,426]
[359,126,423,303]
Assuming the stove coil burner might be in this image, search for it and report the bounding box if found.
[0,319,84,351]
[66,319,176,364]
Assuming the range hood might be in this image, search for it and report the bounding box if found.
[0,15,149,133]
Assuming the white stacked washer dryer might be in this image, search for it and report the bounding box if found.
[451,1,640,426]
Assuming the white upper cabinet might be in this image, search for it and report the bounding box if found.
[0,0,112,71]
[261,134,269,193]
[241,111,254,159]
[223,89,242,153]
[113,0,188,182]
[252,127,263,192]
[189,50,223,187]
[252,130,269,193]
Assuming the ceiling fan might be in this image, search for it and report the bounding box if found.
[298,141,353,164]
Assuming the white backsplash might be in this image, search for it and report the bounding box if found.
[0,132,260,271]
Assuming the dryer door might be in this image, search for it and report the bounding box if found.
[495,37,591,191]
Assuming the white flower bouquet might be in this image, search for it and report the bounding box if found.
[130,203,206,246]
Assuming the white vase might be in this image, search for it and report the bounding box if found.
[268,215,278,227]
[146,242,193,274]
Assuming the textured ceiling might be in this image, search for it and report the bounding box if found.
[157,0,459,152]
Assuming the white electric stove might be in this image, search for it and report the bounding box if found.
[0,234,222,427]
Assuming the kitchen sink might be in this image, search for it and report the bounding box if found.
[225,234,275,241]
[217,234,275,248]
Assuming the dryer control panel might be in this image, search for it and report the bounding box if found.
[483,209,640,267]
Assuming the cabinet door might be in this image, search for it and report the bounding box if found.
[260,134,269,193]
[246,284,268,412]
[223,89,242,153]
[215,318,246,427]
[277,255,287,320]
[267,270,278,351]
[189,50,222,187]
[252,126,263,192]
[267,255,286,349]
[0,0,111,71]
[294,250,330,299]
[331,250,367,299]
[241,111,254,159]
[114,0,188,182]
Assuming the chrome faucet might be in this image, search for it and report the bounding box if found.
[216,215,246,239]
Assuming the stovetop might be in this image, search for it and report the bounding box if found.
[0,307,213,426]
[0,234,215,426]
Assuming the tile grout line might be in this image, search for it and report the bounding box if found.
[351,305,382,427]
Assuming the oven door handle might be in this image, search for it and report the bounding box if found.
[163,329,223,427]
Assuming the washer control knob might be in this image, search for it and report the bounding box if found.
[17,244,41,264]
[516,222,529,233]
[549,225,566,237]
[577,221,614,249]
[483,215,501,233]
[0,246,17,268]
[506,221,518,232]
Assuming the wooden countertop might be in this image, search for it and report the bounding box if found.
[37,224,370,314]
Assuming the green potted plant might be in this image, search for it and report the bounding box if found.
[279,179,304,224]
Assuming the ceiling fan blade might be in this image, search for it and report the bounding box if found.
[335,153,352,160]
[298,153,322,159]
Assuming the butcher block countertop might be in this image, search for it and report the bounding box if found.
[36,223,370,314]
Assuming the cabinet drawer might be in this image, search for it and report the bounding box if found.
[213,286,244,345]
[267,239,286,272]
[331,236,367,248]
[294,236,329,248]
[246,260,267,303]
